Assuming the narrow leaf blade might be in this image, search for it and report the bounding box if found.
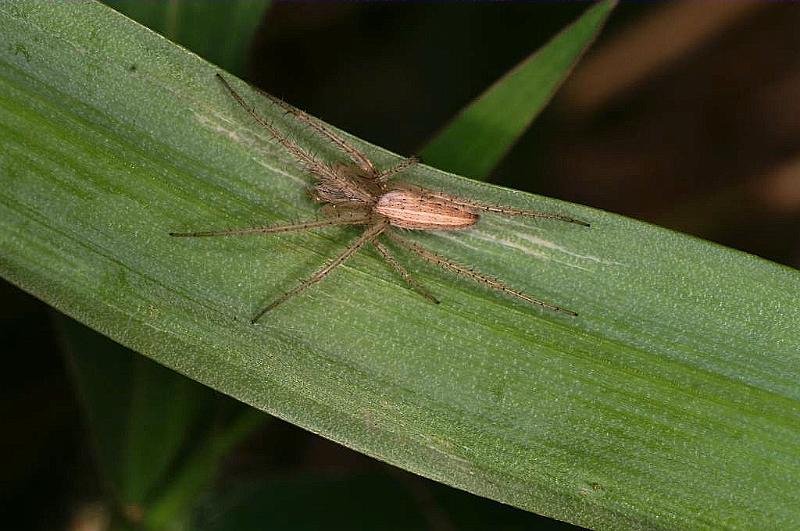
[63,318,212,505]
[422,0,615,179]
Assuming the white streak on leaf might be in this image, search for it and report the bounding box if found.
[437,229,617,272]
[517,233,623,266]
[193,110,306,187]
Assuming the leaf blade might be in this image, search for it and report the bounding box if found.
[422,0,615,179]
[62,318,214,505]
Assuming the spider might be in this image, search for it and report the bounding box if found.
[170,74,589,323]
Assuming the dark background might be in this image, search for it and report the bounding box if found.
[3,3,799,529]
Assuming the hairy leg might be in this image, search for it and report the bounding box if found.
[426,190,590,227]
[386,232,577,316]
[252,221,388,322]
[376,156,420,183]
[216,74,345,184]
[372,239,439,304]
[169,215,368,238]
[248,82,377,176]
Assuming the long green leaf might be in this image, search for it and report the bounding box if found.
[145,408,265,531]
[422,0,615,180]
[62,318,212,505]
[62,316,263,529]
[1,3,798,529]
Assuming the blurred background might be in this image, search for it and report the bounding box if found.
[3,2,799,529]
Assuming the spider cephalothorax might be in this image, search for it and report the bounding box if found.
[170,74,588,323]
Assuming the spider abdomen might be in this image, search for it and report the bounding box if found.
[375,189,479,230]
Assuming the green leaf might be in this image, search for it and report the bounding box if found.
[62,316,263,529]
[144,408,265,531]
[62,317,213,506]
[104,0,271,76]
[422,0,615,179]
[1,2,798,529]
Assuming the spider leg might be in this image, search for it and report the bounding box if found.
[385,232,577,316]
[372,239,439,304]
[169,215,368,237]
[216,74,342,183]
[251,221,388,323]
[248,83,377,176]
[427,191,590,227]
[376,156,420,183]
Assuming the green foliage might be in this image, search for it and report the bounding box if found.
[422,0,615,180]
[62,310,264,529]
[1,2,798,529]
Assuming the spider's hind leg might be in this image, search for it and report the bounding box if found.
[386,232,578,316]
[372,238,439,304]
[427,191,590,227]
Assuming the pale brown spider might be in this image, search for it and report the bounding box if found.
[170,74,589,323]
